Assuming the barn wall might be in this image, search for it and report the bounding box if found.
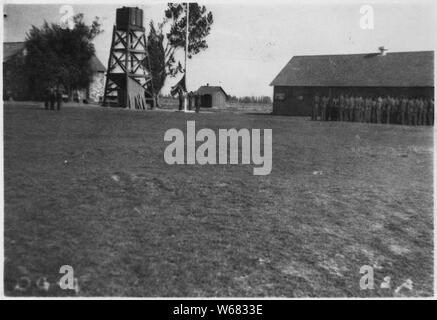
[3,57,30,101]
[273,86,312,116]
[273,86,434,116]
[212,91,226,107]
[88,71,105,103]
[198,91,226,107]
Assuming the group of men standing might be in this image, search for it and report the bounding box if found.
[44,86,63,111]
[174,88,200,113]
[312,95,434,126]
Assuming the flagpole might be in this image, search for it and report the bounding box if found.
[184,2,189,112]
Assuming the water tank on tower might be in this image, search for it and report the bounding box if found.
[103,7,154,109]
[116,7,144,31]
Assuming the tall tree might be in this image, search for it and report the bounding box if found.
[164,3,213,59]
[147,21,182,107]
[24,14,102,99]
[147,3,213,105]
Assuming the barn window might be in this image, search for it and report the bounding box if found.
[275,92,285,101]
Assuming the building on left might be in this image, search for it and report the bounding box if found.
[3,41,106,103]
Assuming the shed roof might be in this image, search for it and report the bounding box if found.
[270,51,434,87]
[3,42,25,61]
[196,85,228,97]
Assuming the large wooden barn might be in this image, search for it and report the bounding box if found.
[195,84,228,108]
[270,49,434,116]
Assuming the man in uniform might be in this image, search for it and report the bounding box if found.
[375,97,382,123]
[343,95,349,121]
[332,96,339,121]
[339,94,345,121]
[407,98,415,125]
[417,98,423,125]
[364,97,371,123]
[179,88,185,111]
[355,96,361,122]
[413,98,419,125]
[313,94,320,120]
[56,86,63,111]
[424,98,434,126]
[380,97,387,123]
[358,96,366,122]
[362,96,367,122]
[400,97,407,125]
[423,98,430,125]
[354,96,360,122]
[321,96,329,121]
[416,98,421,125]
[360,96,365,122]
[415,98,420,125]
[362,97,368,122]
[187,91,193,111]
[44,86,51,110]
[349,96,355,121]
[326,96,332,121]
[372,97,377,123]
[49,87,56,110]
[386,96,393,124]
[370,98,375,123]
[393,97,400,124]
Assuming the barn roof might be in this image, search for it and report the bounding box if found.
[88,55,106,72]
[196,85,228,97]
[3,42,25,61]
[3,41,106,72]
[270,51,434,87]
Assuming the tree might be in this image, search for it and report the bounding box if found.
[146,3,213,106]
[164,3,213,59]
[24,14,102,99]
[147,21,182,107]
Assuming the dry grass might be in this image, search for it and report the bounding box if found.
[4,102,433,297]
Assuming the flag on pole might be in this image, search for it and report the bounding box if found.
[170,75,187,97]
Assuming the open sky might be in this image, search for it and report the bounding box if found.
[3,0,436,96]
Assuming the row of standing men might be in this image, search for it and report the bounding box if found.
[44,87,63,110]
[312,95,434,125]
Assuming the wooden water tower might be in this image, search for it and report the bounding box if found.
[103,7,154,109]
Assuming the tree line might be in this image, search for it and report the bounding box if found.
[159,93,272,104]
[227,95,272,104]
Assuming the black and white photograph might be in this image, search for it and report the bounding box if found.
[1,0,435,302]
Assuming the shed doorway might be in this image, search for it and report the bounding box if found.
[201,94,212,108]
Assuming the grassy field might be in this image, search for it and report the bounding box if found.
[4,101,433,297]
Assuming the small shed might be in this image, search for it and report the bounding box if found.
[195,84,228,108]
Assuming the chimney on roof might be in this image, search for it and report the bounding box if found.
[378,46,388,56]
[206,83,209,86]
